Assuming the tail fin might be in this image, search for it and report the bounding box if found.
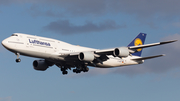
[127,33,147,56]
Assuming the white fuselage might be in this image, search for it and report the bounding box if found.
[2,33,143,68]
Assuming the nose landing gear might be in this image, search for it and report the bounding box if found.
[15,53,21,63]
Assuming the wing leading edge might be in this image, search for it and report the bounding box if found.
[128,40,177,50]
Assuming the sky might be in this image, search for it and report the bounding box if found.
[0,0,180,101]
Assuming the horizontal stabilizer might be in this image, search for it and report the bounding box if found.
[129,40,177,49]
[131,54,165,60]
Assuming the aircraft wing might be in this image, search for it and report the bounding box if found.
[128,40,177,50]
[95,40,177,55]
[131,54,165,60]
[57,40,176,65]
[59,40,176,59]
[58,48,115,58]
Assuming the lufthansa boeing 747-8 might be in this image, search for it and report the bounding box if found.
[1,33,177,75]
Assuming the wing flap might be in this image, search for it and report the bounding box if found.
[131,54,165,60]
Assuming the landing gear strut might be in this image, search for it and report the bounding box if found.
[15,53,21,63]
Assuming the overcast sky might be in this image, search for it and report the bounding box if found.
[0,0,180,101]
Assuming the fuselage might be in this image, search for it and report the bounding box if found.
[2,33,143,68]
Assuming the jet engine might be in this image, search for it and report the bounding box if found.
[78,52,95,62]
[113,47,129,57]
[33,60,49,71]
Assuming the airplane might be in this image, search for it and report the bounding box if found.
[1,33,177,75]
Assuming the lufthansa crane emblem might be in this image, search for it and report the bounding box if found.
[134,38,143,52]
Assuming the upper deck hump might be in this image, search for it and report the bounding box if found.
[14,33,97,51]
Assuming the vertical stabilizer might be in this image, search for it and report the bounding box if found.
[127,33,147,56]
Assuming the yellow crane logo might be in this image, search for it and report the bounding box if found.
[134,38,143,52]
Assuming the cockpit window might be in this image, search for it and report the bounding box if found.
[11,34,18,36]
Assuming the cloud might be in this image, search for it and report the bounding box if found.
[24,0,180,18]
[2,0,179,18]
[110,0,180,17]
[43,20,125,35]
[1,0,180,28]
[0,97,12,101]
[27,4,65,17]
[27,0,108,16]
[0,0,35,5]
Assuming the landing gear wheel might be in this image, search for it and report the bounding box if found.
[62,71,68,75]
[73,69,77,73]
[82,67,89,72]
[16,59,21,63]
[61,68,65,71]
[85,67,89,72]
[76,70,81,74]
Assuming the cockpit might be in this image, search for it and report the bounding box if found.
[11,34,18,36]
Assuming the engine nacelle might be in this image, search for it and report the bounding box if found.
[78,52,95,62]
[33,60,49,71]
[113,47,129,57]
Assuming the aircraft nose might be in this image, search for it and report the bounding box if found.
[2,39,8,48]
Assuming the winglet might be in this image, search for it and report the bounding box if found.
[160,40,177,44]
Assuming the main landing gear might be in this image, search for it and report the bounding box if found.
[15,53,21,63]
[57,64,89,75]
[73,67,89,74]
